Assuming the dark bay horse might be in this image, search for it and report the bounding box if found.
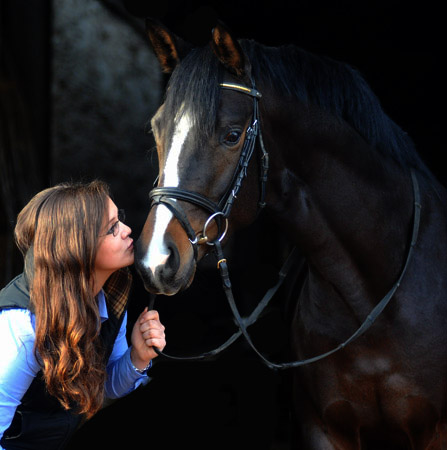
[135,20,447,449]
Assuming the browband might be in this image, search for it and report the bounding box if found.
[219,83,262,99]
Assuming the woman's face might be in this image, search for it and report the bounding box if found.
[94,197,134,278]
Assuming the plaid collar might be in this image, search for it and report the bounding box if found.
[102,268,132,319]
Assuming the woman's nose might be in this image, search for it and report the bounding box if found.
[121,223,132,237]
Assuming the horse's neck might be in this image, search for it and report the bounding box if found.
[265,111,414,320]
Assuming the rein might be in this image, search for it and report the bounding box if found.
[149,247,300,362]
[147,80,422,370]
[214,170,421,369]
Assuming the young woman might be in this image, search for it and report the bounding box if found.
[0,180,166,450]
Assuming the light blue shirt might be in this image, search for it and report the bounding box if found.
[0,290,150,447]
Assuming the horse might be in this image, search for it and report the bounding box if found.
[135,19,447,449]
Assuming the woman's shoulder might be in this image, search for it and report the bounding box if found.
[0,308,39,396]
[0,273,31,310]
[0,308,35,347]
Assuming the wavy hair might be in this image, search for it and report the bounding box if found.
[14,180,111,418]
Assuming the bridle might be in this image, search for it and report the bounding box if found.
[149,79,268,260]
[147,78,422,370]
[148,77,277,361]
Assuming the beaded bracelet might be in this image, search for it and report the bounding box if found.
[131,359,152,374]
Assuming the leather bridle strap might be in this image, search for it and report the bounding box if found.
[218,81,268,215]
[149,195,200,260]
[150,188,220,216]
[219,82,262,99]
[215,170,421,370]
[149,246,300,361]
[148,78,267,257]
[149,188,227,249]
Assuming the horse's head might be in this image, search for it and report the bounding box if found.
[135,20,266,295]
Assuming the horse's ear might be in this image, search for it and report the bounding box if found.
[211,22,248,77]
[145,18,192,74]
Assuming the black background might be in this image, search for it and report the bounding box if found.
[1,1,444,449]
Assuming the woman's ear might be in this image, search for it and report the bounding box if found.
[145,18,193,74]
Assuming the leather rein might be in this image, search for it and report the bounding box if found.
[148,80,422,370]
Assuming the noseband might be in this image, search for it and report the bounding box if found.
[149,79,268,259]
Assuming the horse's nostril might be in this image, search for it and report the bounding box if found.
[164,243,179,272]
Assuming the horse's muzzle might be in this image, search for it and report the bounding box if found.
[135,238,195,296]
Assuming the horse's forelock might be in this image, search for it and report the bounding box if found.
[163,46,222,142]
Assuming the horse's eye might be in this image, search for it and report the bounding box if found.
[223,130,242,146]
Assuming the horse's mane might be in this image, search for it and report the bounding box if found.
[164,38,429,174]
[242,40,429,174]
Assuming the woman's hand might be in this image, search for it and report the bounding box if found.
[130,308,166,370]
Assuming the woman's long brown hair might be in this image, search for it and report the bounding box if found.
[14,180,111,418]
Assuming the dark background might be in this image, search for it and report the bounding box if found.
[124,0,444,181]
[0,1,444,449]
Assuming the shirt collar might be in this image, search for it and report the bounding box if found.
[97,290,109,323]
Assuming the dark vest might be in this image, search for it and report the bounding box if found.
[0,273,128,450]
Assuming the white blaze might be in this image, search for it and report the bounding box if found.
[142,108,193,275]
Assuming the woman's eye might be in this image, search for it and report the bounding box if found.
[106,221,119,236]
[223,130,242,146]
